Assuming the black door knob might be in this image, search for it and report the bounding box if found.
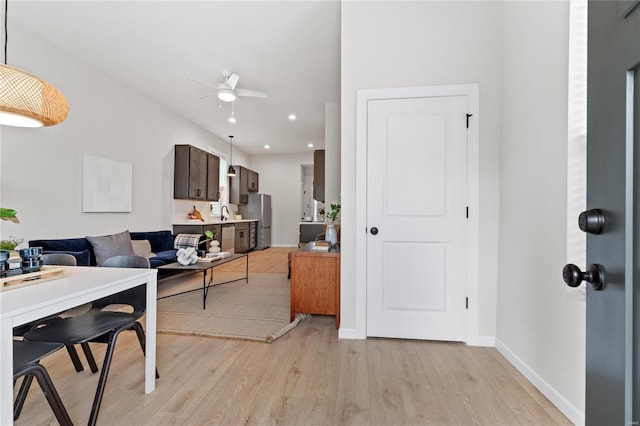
[578,209,605,234]
[562,263,605,290]
[370,227,379,235]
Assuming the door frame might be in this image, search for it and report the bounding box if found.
[352,83,482,343]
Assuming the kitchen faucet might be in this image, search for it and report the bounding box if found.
[221,205,230,221]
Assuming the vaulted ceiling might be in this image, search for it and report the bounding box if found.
[10,1,341,154]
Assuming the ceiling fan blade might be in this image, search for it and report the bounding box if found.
[227,73,240,90]
[236,88,268,98]
[186,77,218,90]
[198,92,218,99]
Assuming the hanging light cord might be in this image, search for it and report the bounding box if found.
[4,0,7,65]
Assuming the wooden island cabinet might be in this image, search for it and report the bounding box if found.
[290,242,340,328]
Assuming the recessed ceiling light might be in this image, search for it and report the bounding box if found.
[288,114,296,121]
[307,143,314,148]
[264,145,270,149]
[228,116,236,124]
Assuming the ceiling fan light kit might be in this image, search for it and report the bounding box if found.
[217,88,236,103]
[189,72,267,123]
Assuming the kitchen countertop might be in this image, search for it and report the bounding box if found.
[299,221,326,225]
[173,219,258,226]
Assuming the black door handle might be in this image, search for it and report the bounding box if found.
[370,227,378,235]
[579,209,605,234]
[562,263,605,290]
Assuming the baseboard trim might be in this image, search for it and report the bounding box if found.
[338,328,363,339]
[466,335,495,347]
[495,338,584,426]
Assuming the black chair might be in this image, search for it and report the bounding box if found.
[24,255,156,426]
[38,253,95,373]
[13,340,73,425]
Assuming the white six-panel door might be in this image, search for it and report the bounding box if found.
[366,94,470,341]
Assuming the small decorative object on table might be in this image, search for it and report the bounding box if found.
[19,247,43,273]
[177,247,198,265]
[312,241,331,252]
[0,249,10,273]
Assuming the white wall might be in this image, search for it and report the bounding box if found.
[342,1,584,423]
[325,102,341,204]
[0,24,248,243]
[249,152,313,247]
[341,0,502,339]
[496,2,584,422]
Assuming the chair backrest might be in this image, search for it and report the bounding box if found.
[42,253,77,266]
[95,255,150,312]
[102,255,150,269]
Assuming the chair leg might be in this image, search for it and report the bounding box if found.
[131,322,159,379]
[80,342,99,373]
[26,364,73,426]
[65,344,85,372]
[87,329,122,426]
[13,375,34,420]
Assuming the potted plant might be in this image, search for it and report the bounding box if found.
[198,230,216,257]
[325,203,340,246]
[0,235,24,251]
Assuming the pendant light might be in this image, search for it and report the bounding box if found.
[0,0,68,127]
[227,135,236,176]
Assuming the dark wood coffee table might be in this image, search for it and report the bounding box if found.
[157,253,248,309]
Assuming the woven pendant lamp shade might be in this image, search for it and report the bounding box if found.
[0,64,68,127]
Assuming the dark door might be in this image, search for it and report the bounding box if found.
[573,2,640,423]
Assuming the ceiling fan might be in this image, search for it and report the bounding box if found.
[188,71,268,103]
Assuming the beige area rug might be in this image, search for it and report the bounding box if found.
[156,271,308,343]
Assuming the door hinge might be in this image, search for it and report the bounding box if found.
[466,113,473,128]
[465,297,469,310]
[466,206,469,219]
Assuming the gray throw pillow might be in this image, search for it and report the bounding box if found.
[86,230,135,266]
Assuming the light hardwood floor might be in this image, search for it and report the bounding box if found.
[15,247,571,425]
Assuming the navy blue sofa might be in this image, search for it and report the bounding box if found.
[29,230,178,270]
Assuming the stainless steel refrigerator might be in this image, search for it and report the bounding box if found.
[239,193,272,249]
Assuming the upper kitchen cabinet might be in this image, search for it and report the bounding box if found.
[313,149,325,202]
[174,145,220,201]
[206,153,220,201]
[248,169,259,192]
[229,165,259,205]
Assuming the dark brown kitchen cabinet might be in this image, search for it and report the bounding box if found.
[206,154,220,201]
[313,149,325,202]
[173,224,222,251]
[248,170,259,192]
[174,145,220,201]
[235,222,250,253]
[229,165,259,205]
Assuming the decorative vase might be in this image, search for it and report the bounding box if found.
[325,224,338,247]
[19,247,43,273]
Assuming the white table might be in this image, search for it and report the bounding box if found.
[0,266,158,425]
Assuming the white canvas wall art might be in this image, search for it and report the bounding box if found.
[82,155,132,212]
